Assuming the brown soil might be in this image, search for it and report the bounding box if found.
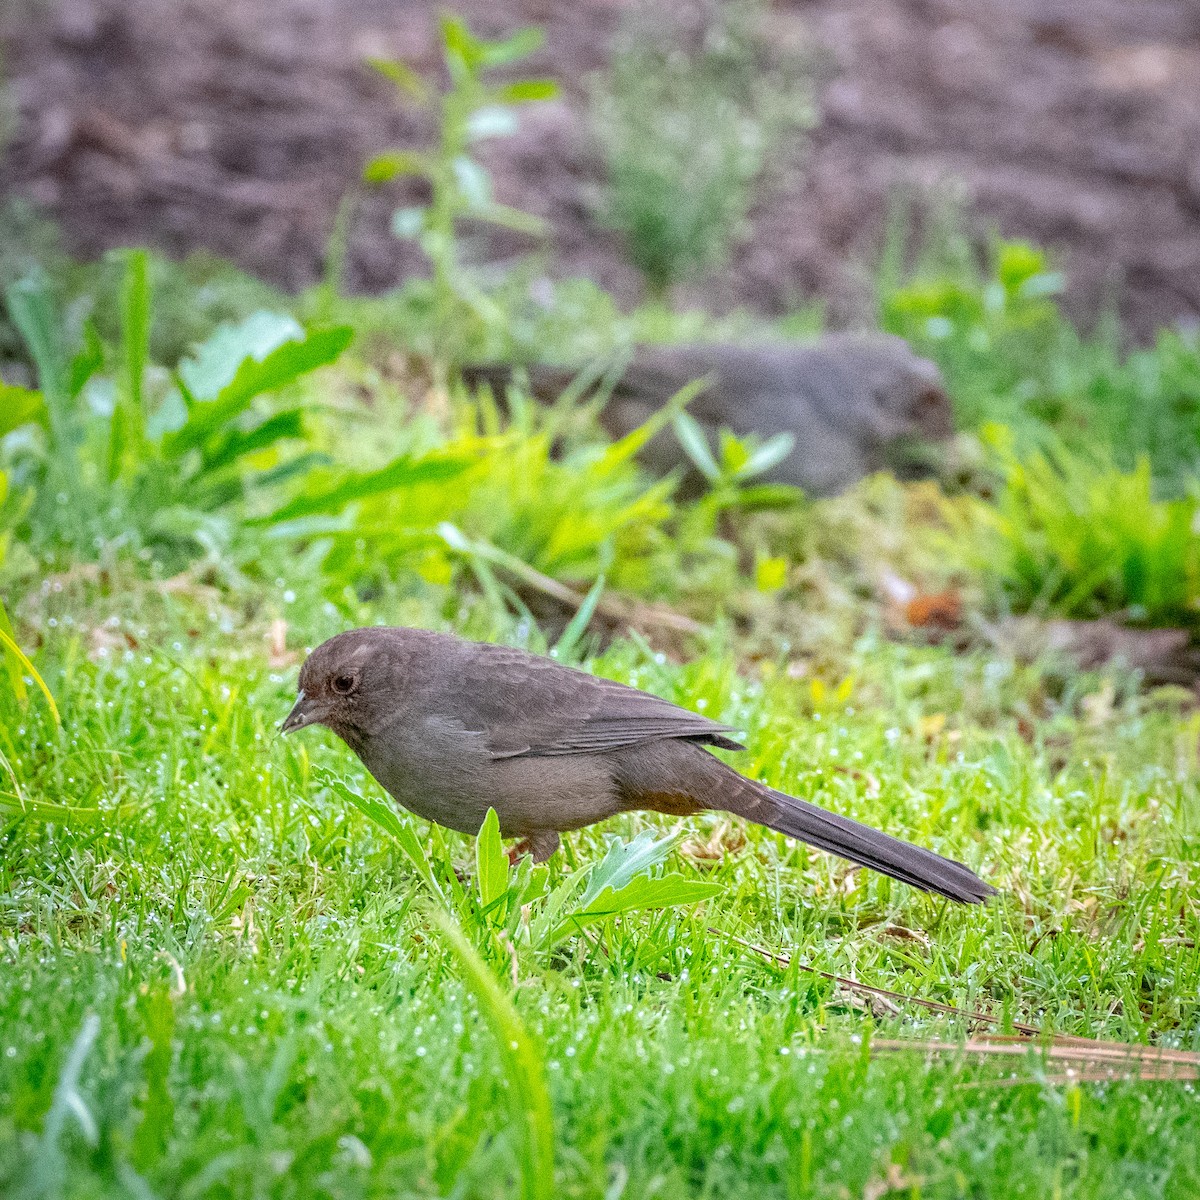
[2,0,1199,339]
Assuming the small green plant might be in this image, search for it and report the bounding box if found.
[593,0,814,296]
[0,52,14,160]
[1,257,351,565]
[364,16,557,371]
[881,222,1200,491]
[261,380,707,612]
[961,427,1200,627]
[672,412,802,528]
[881,233,1068,432]
[326,782,720,964]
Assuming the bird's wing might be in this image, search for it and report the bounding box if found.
[449,643,745,759]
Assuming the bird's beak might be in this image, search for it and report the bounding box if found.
[281,689,319,735]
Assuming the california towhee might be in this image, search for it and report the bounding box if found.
[462,333,953,497]
[283,627,993,903]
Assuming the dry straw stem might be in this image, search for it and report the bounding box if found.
[718,930,1200,1083]
[714,929,1040,1035]
[873,1036,1200,1084]
[462,533,703,636]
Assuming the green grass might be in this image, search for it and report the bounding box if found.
[881,232,1200,492]
[952,429,1200,628]
[1,565,1198,1198]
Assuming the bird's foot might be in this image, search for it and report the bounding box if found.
[507,831,561,865]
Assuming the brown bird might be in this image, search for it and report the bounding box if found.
[282,627,994,904]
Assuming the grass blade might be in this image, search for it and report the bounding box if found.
[109,248,152,481]
[0,614,60,725]
[4,275,68,440]
[321,773,448,904]
[21,1012,101,1197]
[0,382,44,436]
[551,574,606,660]
[433,911,554,1200]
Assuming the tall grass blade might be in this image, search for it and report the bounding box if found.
[20,1012,101,1198]
[433,911,554,1200]
[551,574,606,660]
[109,248,152,481]
[321,773,449,905]
[0,613,60,724]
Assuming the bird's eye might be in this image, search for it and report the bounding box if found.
[332,673,356,695]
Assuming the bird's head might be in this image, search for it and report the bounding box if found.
[281,628,395,742]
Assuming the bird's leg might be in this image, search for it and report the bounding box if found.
[507,831,561,865]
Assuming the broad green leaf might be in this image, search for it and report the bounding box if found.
[258,452,472,525]
[578,828,679,908]
[68,320,104,399]
[527,863,591,946]
[718,428,749,475]
[732,483,805,512]
[532,829,722,948]
[363,151,429,184]
[166,325,352,457]
[366,57,428,102]
[441,16,481,74]
[4,276,66,396]
[201,408,305,471]
[178,311,305,402]
[4,276,68,439]
[432,913,554,1200]
[322,774,448,905]
[575,874,720,921]
[497,79,558,103]
[0,383,44,437]
[476,26,543,67]
[672,410,721,482]
[475,807,509,913]
[738,431,795,480]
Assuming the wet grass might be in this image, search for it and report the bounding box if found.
[1,568,1198,1199]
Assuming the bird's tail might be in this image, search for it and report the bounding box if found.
[720,773,994,904]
